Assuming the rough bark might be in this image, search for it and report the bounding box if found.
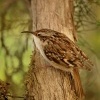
[25,0,83,100]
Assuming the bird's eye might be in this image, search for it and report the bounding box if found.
[37,33,41,36]
[37,32,46,37]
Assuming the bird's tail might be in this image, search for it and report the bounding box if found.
[72,69,84,100]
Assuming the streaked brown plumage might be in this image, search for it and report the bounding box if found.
[22,29,93,71]
[22,29,93,99]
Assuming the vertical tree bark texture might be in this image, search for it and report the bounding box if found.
[25,0,83,100]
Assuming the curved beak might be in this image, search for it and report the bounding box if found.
[21,31,36,35]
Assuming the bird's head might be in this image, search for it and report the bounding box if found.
[21,29,60,41]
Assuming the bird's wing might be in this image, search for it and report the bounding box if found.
[43,32,93,70]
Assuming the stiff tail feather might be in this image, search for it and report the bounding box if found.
[72,69,84,100]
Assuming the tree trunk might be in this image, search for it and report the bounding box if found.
[25,0,84,100]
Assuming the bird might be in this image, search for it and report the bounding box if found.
[22,29,93,99]
[22,29,93,71]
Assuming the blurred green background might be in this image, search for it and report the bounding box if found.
[0,0,100,100]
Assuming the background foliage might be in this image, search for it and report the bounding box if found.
[0,0,100,100]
